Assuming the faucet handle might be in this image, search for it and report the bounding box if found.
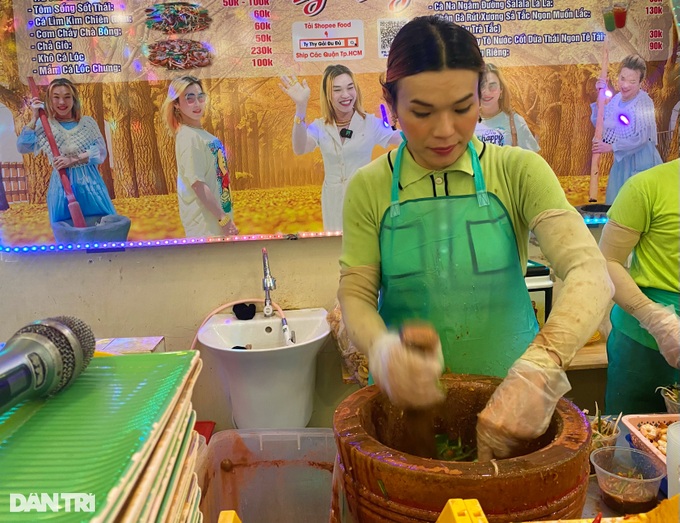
[263,275,276,291]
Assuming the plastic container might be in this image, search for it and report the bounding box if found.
[622,413,679,464]
[197,428,337,523]
[613,1,628,28]
[602,6,616,32]
[666,422,680,498]
[661,390,680,414]
[590,446,666,514]
[587,416,620,474]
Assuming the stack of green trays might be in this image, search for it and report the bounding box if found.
[0,351,203,523]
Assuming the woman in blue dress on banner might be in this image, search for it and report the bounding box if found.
[591,54,662,204]
[17,78,117,224]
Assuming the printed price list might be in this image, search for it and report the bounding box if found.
[25,0,130,77]
[222,0,275,70]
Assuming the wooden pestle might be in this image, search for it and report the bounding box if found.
[397,322,442,459]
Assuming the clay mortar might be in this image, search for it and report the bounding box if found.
[333,374,591,522]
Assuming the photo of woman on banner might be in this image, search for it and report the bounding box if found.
[590,54,662,204]
[279,65,402,232]
[162,75,238,239]
[17,78,118,227]
[474,63,540,151]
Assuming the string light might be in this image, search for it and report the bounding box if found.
[0,231,343,254]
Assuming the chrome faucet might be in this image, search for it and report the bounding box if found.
[262,248,276,317]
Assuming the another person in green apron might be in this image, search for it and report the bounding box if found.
[599,159,680,414]
[337,16,613,460]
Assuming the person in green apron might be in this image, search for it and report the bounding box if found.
[599,159,680,415]
[337,16,613,460]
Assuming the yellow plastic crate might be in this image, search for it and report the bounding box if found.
[219,495,678,523]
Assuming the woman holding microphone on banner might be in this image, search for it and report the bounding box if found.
[591,54,662,204]
[17,78,117,224]
[280,65,402,232]
[337,15,612,460]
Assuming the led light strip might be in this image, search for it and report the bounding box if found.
[1,231,344,253]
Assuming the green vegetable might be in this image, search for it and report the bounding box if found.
[656,383,680,403]
[435,434,477,462]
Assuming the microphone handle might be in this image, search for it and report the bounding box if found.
[0,334,62,413]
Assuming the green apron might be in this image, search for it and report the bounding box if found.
[605,287,680,414]
[378,140,538,377]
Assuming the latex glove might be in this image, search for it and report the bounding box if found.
[476,358,571,461]
[369,326,445,409]
[636,303,680,369]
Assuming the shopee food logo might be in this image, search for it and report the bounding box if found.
[9,493,95,513]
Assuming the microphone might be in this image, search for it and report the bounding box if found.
[0,316,96,414]
[340,128,353,139]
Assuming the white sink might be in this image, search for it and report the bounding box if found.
[196,307,330,429]
[197,307,330,352]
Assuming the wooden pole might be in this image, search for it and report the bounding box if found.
[589,37,610,202]
[27,77,86,227]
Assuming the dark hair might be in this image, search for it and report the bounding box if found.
[620,54,646,82]
[381,16,485,107]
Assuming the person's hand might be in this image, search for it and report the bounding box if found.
[636,303,680,368]
[52,155,77,171]
[592,140,613,154]
[221,219,239,236]
[595,79,608,92]
[476,357,571,460]
[369,323,445,409]
[26,97,44,126]
[279,75,310,108]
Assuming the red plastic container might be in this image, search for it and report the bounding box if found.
[194,420,216,444]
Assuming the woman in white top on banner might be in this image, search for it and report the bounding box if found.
[475,63,540,151]
[280,65,402,232]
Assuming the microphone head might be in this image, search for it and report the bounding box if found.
[14,316,95,394]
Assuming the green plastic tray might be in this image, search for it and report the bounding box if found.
[0,351,199,522]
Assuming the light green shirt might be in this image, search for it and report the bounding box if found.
[608,159,680,293]
[341,136,575,270]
